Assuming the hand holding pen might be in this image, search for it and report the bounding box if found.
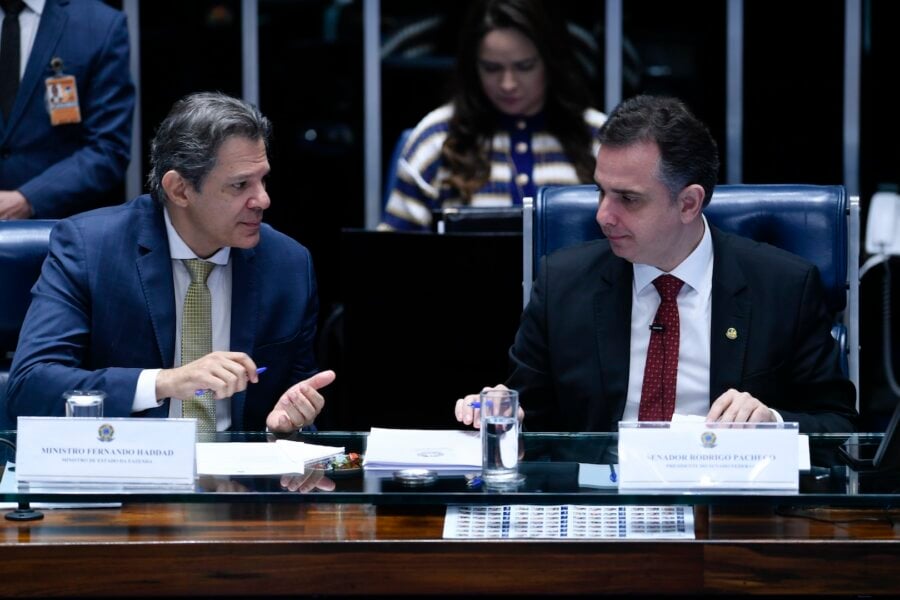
[196,366,267,396]
[154,351,263,403]
[454,384,525,429]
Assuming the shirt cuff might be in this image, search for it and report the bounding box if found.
[769,408,784,424]
[134,369,164,412]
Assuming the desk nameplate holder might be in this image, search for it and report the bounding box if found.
[15,417,196,492]
[618,421,799,492]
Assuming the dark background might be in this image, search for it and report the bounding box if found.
[110,0,898,430]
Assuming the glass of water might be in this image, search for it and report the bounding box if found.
[63,390,105,418]
[480,388,520,484]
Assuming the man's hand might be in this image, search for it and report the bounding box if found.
[280,468,336,493]
[266,370,336,433]
[707,388,777,424]
[0,191,34,220]
[454,384,525,430]
[156,351,259,401]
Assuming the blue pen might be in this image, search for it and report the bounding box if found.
[468,401,481,409]
[195,366,267,397]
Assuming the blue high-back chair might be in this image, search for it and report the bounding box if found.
[523,184,860,403]
[0,220,56,419]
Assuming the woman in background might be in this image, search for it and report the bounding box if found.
[379,0,605,232]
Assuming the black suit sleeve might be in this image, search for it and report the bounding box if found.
[770,265,857,432]
[505,256,562,431]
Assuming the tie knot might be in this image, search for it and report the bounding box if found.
[1,0,25,17]
[653,274,684,303]
[183,259,215,284]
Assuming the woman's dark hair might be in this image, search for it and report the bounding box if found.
[444,0,596,201]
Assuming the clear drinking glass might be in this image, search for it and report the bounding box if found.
[63,390,105,418]
[480,388,519,483]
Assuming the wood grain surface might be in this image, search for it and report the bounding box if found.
[2,502,899,596]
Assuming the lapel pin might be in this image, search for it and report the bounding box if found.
[726,327,738,340]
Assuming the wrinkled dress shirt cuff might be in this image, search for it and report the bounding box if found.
[134,369,164,413]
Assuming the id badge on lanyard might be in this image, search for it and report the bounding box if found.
[44,56,81,125]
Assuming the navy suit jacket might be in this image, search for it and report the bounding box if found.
[0,0,134,218]
[508,226,857,433]
[3,195,320,431]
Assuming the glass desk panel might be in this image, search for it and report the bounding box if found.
[1,430,898,506]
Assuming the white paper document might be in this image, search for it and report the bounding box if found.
[444,505,695,539]
[364,428,481,471]
[195,440,344,476]
[578,463,619,488]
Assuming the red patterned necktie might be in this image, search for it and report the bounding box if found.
[638,274,685,421]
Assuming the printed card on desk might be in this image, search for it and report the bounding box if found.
[15,417,196,491]
[618,421,799,492]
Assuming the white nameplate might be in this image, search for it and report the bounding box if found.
[618,421,799,492]
[15,417,196,491]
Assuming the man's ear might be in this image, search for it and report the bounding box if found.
[678,183,705,224]
[161,170,192,208]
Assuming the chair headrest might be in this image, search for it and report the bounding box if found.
[535,184,848,313]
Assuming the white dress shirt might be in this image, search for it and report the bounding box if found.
[622,215,713,421]
[132,208,233,431]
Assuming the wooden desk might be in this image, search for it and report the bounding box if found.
[2,502,899,596]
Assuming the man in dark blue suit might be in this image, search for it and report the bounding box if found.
[3,92,335,432]
[455,95,856,433]
[0,0,133,219]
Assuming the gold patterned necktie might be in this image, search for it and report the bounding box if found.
[181,259,216,433]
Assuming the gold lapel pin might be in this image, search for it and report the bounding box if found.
[726,327,738,340]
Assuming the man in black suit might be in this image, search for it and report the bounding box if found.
[456,95,856,433]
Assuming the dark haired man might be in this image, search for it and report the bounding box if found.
[456,95,856,433]
[4,92,333,432]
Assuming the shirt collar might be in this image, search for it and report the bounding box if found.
[19,0,44,16]
[633,214,713,295]
[163,206,230,265]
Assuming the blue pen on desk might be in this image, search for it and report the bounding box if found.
[195,366,267,397]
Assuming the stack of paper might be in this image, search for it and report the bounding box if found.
[196,440,344,476]
[364,427,481,471]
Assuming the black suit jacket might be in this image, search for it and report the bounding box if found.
[507,226,857,433]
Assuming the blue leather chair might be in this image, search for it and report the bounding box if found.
[0,220,56,418]
[523,184,860,401]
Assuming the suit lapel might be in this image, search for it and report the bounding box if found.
[230,247,258,355]
[5,0,67,132]
[229,246,258,429]
[593,256,633,419]
[709,229,751,400]
[135,199,176,368]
